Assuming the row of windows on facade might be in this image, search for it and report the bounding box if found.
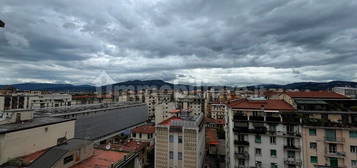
[238,159,278,168]
[309,156,357,167]
[132,133,154,139]
[169,135,183,143]
[243,135,295,146]
[169,151,182,160]
[308,128,357,138]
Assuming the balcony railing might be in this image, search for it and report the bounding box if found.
[324,136,345,143]
[286,131,301,137]
[233,115,248,121]
[284,145,301,151]
[266,116,281,122]
[233,127,250,133]
[250,127,267,134]
[325,151,346,158]
[284,158,302,166]
[235,151,249,159]
[250,116,264,122]
[234,140,249,146]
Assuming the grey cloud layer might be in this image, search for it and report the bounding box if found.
[0,0,357,86]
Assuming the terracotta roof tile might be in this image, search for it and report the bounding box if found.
[132,125,155,134]
[71,149,127,168]
[206,128,219,145]
[284,91,348,99]
[158,116,182,126]
[229,99,294,111]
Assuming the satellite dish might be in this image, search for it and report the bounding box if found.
[105,143,111,150]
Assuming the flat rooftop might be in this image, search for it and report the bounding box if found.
[0,117,74,134]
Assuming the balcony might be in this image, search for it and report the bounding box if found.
[250,127,267,134]
[325,151,346,158]
[284,158,302,166]
[235,151,249,159]
[233,127,250,133]
[234,140,249,146]
[286,131,301,137]
[282,116,301,124]
[233,115,248,121]
[250,116,264,122]
[303,118,345,127]
[324,136,345,143]
[266,116,281,123]
[284,145,301,151]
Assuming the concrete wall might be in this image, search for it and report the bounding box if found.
[0,120,75,165]
[52,143,93,168]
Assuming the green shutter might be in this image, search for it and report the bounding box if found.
[310,156,318,163]
[350,131,357,138]
[309,128,316,136]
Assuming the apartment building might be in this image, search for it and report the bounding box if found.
[155,112,205,168]
[132,124,155,145]
[226,98,303,168]
[176,95,205,116]
[154,102,177,124]
[333,87,357,98]
[210,103,226,120]
[0,110,75,165]
[278,91,357,168]
[0,93,72,111]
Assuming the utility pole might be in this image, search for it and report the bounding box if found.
[0,20,5,28]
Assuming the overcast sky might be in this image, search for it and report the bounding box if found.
[1,0,357,86]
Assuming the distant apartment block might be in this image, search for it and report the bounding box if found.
[155,112,205,168]
[226,98,302,168]
[0,93,71,111]
[333,87,357,98]
[210,103,226,120]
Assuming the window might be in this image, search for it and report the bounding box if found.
[352,160,357,167]
[310,142,317,149]
[238,159,245,166]
[178,136,182,143]
[329,144,337,153]
[310,156,318,163]
[132,133,136,138]
[178,152,182,160]
[288,151,295,159]
[169,151,173,159]
[255,135,261,143]
[351,145,357,153]
[271,163,278,168]
[255,148,262,156]
[139,133,142,138]
[269,125,276,132]
[169,135,174,143]
[64,155,74,164]
[350,131,357,138]
[309,128,316,136]
[270,136,276,144]
[270,149,277,157]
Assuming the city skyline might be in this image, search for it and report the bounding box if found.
[1,0,357,86]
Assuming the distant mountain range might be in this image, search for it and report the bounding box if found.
[247,81,357,91]
[1,80,357,92]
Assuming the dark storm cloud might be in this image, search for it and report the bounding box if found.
[0,0,357,85]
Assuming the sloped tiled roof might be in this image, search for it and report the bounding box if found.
[229,99,294,111]
[132,125,155,134]
[284,91,348,99]
[158,116,182,126]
